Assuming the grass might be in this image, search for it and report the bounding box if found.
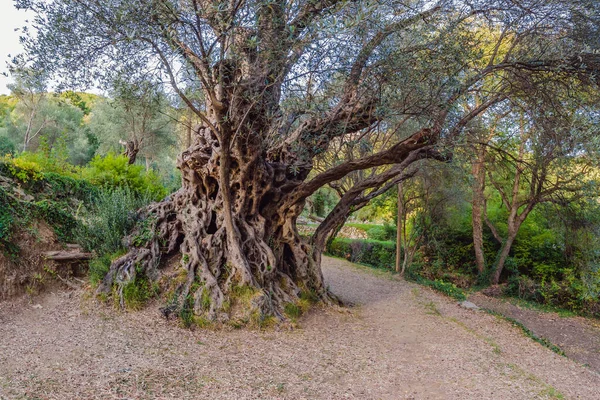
[484,309,566,356]
[344,223,382,232]
[501,363,565,399]
[505,297,578,318]
[325,254,398,280]
[412,276,467,301]
[447,316,502,355]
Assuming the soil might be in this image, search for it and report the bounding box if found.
[469,292,600,373]
[1,256,599,399]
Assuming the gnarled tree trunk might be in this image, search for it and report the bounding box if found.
[100,124,332,324]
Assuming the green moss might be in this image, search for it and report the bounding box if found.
[193,316,212,329]
[284,302,302,320]
[231,285,259,306]
[122,271,157,310]
[201,287,211,310]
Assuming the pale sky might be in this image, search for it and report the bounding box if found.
[0,0,32,95]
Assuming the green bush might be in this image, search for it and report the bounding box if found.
[41,172,98,202]
[76,186,152,255]
[415,277,467,301]
[31,200,79,242]
[327,238,396,269]
[81,153,166,201]
[88,254,112,287]
[366,224,397,241]
[0,137,15,156]
[7,149,79,178]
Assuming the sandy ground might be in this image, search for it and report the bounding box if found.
[1,256,599,399]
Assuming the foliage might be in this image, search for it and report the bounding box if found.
[81,153,167,200]
[122,265,158,310]
[0,137,15,156]
[327,238,396,270]
[88,255,112,287]
[366,224,396,242]
[31,199,79,242]
[410,276,467,301]
[12,0,600,322]
[76,186,152,256]
[87,84,177,164]
[0,187,20,250]
[309,188,338,218]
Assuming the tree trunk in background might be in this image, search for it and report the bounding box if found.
[186,107,193,149]
[120,140,139,165]
[491,230,517,284]
[471,145,487,274]
[395,182,403,274]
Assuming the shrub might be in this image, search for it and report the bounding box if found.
[81,153,166,201]
[366,224,397,241]
[415,277,467,301]
[0,190,15,245]
[31,200,79,242]
[122,274,156,310]
[0,137,15,156]
[88,251,127,287]
[76,186,152,255]
[42,172,98,202]
[327,238,396,269]
[6,150,79,178]
[1,154,43,182]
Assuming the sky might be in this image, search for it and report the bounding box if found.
[0,0,32,95]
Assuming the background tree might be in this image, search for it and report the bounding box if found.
[88,81,177,167]
[7,69,49,152]
[482,104,598,284]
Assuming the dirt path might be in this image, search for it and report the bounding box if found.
[1,257,599,399]
[469,292,600,373]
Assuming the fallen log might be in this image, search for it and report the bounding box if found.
[42,251,93,261]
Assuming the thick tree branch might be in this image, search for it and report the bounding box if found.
[286,128,434,205]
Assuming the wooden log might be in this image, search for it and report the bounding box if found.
[42,251,93,261]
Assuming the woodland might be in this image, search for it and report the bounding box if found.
[1,0,600,326]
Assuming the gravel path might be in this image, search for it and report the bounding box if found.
[1,256,599,399]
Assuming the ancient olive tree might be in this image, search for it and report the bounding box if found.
[17,0,600,323]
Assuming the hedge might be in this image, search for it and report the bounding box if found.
[326,238,397,269]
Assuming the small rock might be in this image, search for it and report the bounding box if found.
[458,301,480,311]
[32,304,43,309]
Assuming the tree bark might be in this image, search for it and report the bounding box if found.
[395,182,403,274]
[471,145,487,274]
[491,230,517,284]
[120,140,139,165]
[100,119,332,324]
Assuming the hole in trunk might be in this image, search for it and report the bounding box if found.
[281,243,295,278]
[206,176,219,200]
[207,211,218,234]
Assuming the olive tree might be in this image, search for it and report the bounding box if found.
[16,0,600,323]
